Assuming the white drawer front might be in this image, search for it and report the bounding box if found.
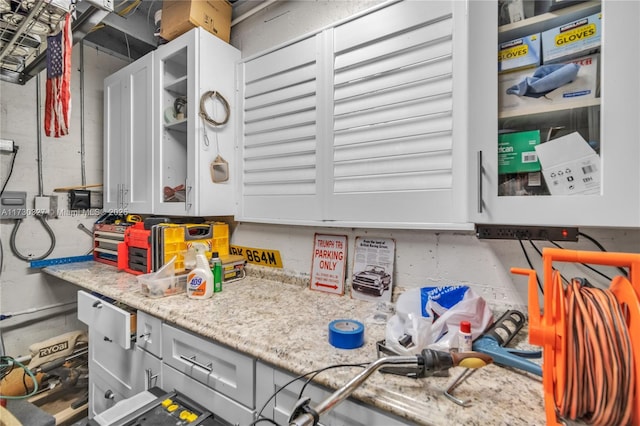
[162,324,255,408]
[136,310,163,358]
[89,368,129,418]
[162,364,255,426]
[77,290,132,349]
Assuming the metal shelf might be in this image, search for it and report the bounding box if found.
[0,0,69,78]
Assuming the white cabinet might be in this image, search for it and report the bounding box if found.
[256,362,410,426]
[153,28,240,216]
[103,52,154,214]
[238,0,473,229]
[469,1,640,227]
[78,291,162,418]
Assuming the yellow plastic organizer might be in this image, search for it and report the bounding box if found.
[511,248,640,426]
[159,222,229,272]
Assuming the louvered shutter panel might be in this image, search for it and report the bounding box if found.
[328,1,466,224]
[239,36,323,221]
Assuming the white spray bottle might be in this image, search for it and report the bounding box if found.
[186,243,213,299]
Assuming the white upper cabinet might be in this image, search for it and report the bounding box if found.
[469,0,640,227]
[153,28,240,216]
[237,0,472,229]
[103,52,154,214]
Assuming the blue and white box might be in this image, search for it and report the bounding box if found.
[541,12,602,63]
[498,33,541,73]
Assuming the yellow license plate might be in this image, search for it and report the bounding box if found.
[230,245,283,268]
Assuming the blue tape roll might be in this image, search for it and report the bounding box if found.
[328,319,365,349]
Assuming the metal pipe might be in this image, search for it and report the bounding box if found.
[80,41,86,186]
[36,72,43,196]
[231,0,278,27]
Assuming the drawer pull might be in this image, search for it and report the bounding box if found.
[145,368,159,390]
[180,354,213,372]
[92,301,103,309]
[104,390,115,400]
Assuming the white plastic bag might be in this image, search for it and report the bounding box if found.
[424,286,494,351]
[384,286,493,354]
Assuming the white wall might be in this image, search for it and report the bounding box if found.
[0,44,128,356]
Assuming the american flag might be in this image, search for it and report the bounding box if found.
[45,13,72,138]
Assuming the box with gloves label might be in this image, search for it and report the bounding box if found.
[498,33,541,73]
[498,54,598,113]
[541,12,601,63]
[498,130,541,174]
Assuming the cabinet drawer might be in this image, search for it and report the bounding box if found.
[77,290,133,349]
[90,329,162,397]
[162,324,255,408]
[136,310,163,358]
[162,364,255,426]
[89,368,129,418]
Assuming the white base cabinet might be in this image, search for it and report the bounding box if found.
[256,362,410,426]
[79,291,410,425]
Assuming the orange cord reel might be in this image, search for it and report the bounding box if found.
[512,248,640,426]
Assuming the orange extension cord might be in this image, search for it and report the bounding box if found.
[560,274,634,426]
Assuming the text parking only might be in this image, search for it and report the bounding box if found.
[310,234,347,295]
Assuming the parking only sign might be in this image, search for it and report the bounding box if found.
[310,234,347,295]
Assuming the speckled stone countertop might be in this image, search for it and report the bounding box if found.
[43,261,546,425]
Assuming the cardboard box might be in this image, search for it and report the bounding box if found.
[160,0,232,43]
[541,12,601,63]
[498,130,541,175]
[534,132,601,196]
[499,54,598,113]
[498,34,541,73]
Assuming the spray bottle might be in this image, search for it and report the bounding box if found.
[186,243,213,299]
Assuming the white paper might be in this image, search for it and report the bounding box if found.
[351,237,395,302]
[535,132,601,195]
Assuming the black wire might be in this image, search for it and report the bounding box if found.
[548,240,614,283]
[518,237,544,294]
[529,240,569,285]
[578,231,628,277]
[0,149,18,196]
[297,363,368,402]
[251,362,369,426]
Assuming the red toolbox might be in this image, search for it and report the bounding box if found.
[118,222,152,275]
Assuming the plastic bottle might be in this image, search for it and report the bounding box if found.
[186,244,213,299]
[211,251,222,293]
[458,320,473,352]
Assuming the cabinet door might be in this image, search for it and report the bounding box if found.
[123,53,154,214]
[103,53,154,214]
[469,1,640,227]
[239,0,472,228]
[153,28,240,217]
[153,30,194,216]
[103,66,127,212]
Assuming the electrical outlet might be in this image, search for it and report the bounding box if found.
[34,195,59,218]
[476,224,578,241]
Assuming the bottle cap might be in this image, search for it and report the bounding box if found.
[460,320,471,333]
[212,251,219,258]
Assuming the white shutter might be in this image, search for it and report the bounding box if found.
[328,0,464,224]
[239,36,323,220]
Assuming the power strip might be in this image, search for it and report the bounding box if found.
[476,224,579,241]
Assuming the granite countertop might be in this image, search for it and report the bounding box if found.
[43,261,546,426]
